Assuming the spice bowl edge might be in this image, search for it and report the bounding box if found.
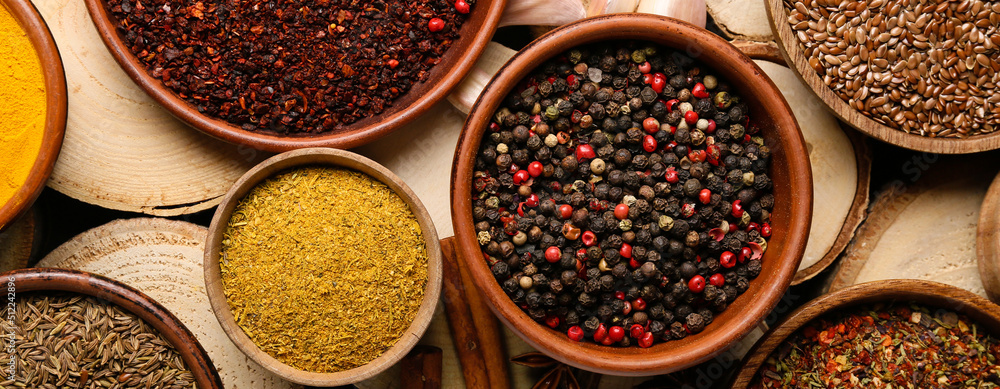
[729,279,1000,388]
[450,14,813,376]
[82,0,506,152]
[0,0,67,232]
[3,268,224,388]
[204,147,442,386]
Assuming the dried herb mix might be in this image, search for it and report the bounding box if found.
[221,166,428,372]
[753,303,1000,388]
[472,41,774,347]
[107,0,473,135]
[2,293,194,388]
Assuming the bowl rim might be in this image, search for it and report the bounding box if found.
[82,0,507,152]
[450,13,812,376]
[203,147,442,386]
[729,279,1000,388]
[0,0,67,232]
[4,268,224,388]
[764,0,1000,154]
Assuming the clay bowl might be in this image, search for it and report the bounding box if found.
[765,0,1000,154]
[84,0,505,152]
[3,268,223,388]
[730,279,1000,388]
[450,14,813,375]
[204,148,442,386]
[977,169,1000,303]
[0,0,67,232]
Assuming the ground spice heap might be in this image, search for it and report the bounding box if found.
[221,166,428,372]
[786,0,1000,137]
[753,303,1000,388]
[0,3,46,207]
[107,0,474,135]
[3,293,194,388]
[472,41,774,348]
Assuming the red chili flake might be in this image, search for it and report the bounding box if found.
[752,304,1000,389]
[107,0,474,134]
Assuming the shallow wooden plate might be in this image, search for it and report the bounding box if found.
[204,148,442,386]
[84,0,505,152]
[730,279,1000,388]
[451,14,813,376]
[765,0,1000,153]
[4,268,224,388]
[0,0,66,231]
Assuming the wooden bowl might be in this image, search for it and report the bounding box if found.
[730,279,1000,388]
[3,268,223,388]
[204,148,442,386]
[0,0,66,232]
[765,0,1000,154]
[977,170,1000,303]
[450,14,813,376]
[84,0,505,152]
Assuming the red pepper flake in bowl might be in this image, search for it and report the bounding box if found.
[753,304,1000,388]
[107,0,473,135]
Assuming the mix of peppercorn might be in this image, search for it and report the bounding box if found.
[753,303,1000,388]
[107,0,473,134]
[471,41,774,348]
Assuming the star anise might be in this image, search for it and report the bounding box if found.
[511,352,588,389]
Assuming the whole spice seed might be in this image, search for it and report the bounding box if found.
[752,303,1000,388]
[471,41,774,347]
[221,166,428,372]
[3,293,194,388]
[785,0,1000,138]
[107,0,473,135]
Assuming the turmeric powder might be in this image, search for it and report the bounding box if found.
[0,3,46,208]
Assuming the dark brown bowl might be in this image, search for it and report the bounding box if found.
[450,14,813,375]
[0,0,67,232]
[3,268,223,388]
[730,279,1000,388]
[84,0,505,152]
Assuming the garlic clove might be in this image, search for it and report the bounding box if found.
[448,42,517,114]
[586,0,640,16]
[636,0,707,28]
[499,0,587,27]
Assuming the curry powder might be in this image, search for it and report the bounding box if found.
[221,166,428,373]
[0,3,46,207]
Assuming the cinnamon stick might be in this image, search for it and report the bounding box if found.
[400,345,442,389]
[439,237,511,388]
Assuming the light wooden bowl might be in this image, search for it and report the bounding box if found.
[450,14,813,376]
[730,279,1000,388]
[977,170,1000,303]
[84,0,505,152]
[0,0,66,232]
[765,0,1000,154]
[204,148,442,386]
[4,268,224,388]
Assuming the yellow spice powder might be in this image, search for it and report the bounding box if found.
[0,4,46,208]
[221,166,428,373]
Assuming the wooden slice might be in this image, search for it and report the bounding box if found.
[764,0,1000,153]
[33,0,266,217]
[38,218,300,389]
[0,206,36,271]
[706,0,773,42]
[977,170,1000,303]
[829,157,999,297]
[752,60,871,284]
